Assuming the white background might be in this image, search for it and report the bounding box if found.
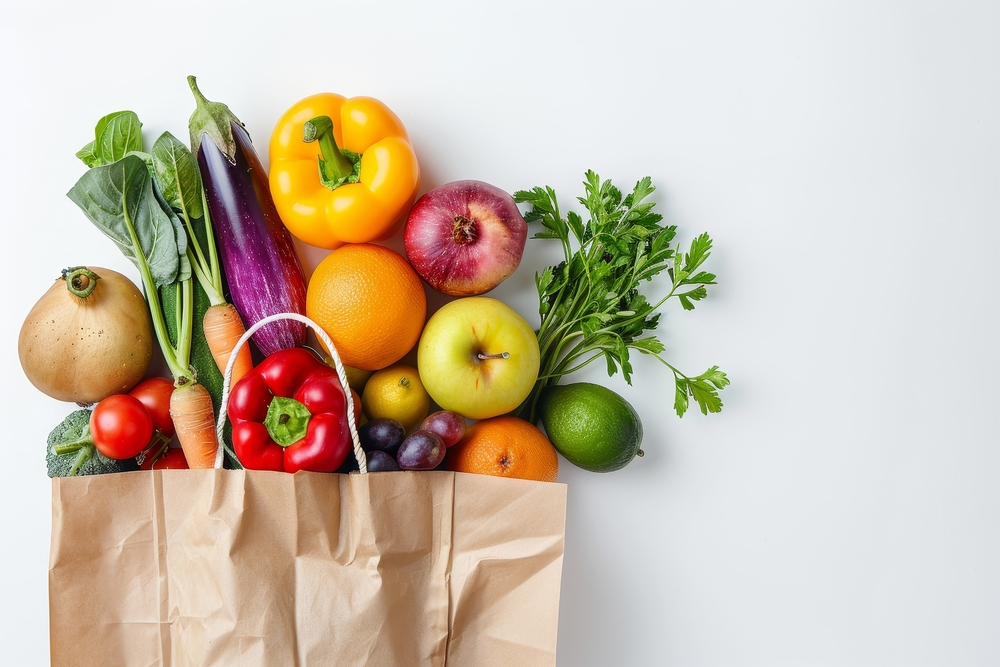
[1,1,998,665]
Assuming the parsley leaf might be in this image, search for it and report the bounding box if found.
[514,171,727,423]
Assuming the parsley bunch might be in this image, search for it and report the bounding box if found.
[514,171,729,423]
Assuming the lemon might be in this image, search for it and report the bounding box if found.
[538,383,643,472]
[362,365,430,433]
[343,365,375,395]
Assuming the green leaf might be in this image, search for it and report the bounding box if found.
[67,155,186,288]
[605,351,618,377]
[535,267,554,297]
[151,132,204,220]
[630,176,655,206]
[682,271,717,286]
[150,180,192,284]
[674,377,690,417]
[701,366,730,390]
[77,111,144,167]
[673,367,728,416]
[75,142,101,168]
[677,286,708,311]
[98,111,143,164]
[629,337,665,355]
[567,211,585,244]
[684,232,714,273]
[689,378,724,414]
[522,171,728,423]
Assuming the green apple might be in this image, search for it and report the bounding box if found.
[417,297,539,420]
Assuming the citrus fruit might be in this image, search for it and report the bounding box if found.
[362,365,431,433]
[343,365,374,394]
[306,243,426,371]
[537,383,642,473]
[445,416,559,482]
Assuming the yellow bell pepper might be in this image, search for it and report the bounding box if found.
[268,94,420,249]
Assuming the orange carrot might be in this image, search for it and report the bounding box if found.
[170,382,218,469]
[202,303,253,387]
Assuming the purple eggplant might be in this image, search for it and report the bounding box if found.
[187,76,307,357]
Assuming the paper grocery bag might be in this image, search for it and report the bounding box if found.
[50,468,567,666]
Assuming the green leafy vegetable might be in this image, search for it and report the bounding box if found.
[76,110,145,168]
[68,151,194,384]
[67,154,190,289]
[514,171,729,421]
[152,131,205,221]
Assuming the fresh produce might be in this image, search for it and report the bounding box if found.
[404,180,527,296]
[358,418,405,456]
[34,82,731,482]
[538,383,643,472]
[129,377,176,439]
[397,430,446,470]
[148,129,252,388]
[366,450,400,472]
[361,365,430,434]
[269,93,420,248]
[227,347,353,473]
[73,110,240,404]
[445,416,558,482]
[19,266,153,404]
[343,366,375,395]
[67,152,219,469]
[417,297,540,420]
[188,76,308,357]
[419,410,468,448]
[144,448,190,470]
[514,171,728,422]
[305,243,426,371]
[46,410,138,477]
[90,394,154,460]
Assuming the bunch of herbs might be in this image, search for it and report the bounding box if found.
[514,171,729,423]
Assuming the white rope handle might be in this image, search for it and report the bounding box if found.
[213,312,367,474]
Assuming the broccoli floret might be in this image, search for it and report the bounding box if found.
[46,409,136,477]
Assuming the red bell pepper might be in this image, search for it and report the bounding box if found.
[228,347,352,473]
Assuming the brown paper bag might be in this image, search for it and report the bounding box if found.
[50,469,567,666]
[49,314,568,666]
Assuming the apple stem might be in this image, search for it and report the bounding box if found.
[303,115,356,186]
[477,352,510,360]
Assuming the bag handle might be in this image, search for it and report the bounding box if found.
[213,312,367,474]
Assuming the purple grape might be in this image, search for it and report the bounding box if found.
[396,430,446,470]
[419,410,468,448]
[366,450,400,472]
[359,418,405,455]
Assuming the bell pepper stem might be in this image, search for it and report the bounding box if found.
[303,116,355,184]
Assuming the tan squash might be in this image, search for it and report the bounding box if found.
[19,266,154,404]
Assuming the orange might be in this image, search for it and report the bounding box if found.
[307,243,426,371]
[445,416,559,482]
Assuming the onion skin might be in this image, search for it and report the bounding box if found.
[18,267,154,404]
[198,121,307,357]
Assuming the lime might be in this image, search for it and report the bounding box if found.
[362,365,430,433]
[538,383,643,473]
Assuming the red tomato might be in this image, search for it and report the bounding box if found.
[129,377,176,438]
[90,394,154,460]
[151,448,189,470]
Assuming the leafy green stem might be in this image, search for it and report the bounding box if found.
[121,198,188,382]
[514,171,727,424]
